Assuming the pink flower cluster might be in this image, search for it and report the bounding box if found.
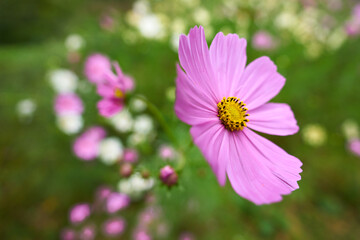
[84,53,135,117]
[62,186,131,240]
[73,126,106,161]
[345,4,360,36]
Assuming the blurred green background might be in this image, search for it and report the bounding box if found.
[1,0,360,239]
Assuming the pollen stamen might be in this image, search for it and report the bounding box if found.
[217,97,249,132]
[114,88,124,99]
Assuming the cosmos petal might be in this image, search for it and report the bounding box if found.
[97,98,124,117]
[247,103,299,136]
[235,56,285,110]
[209,32,247,97]
[190,119,228,186]
[175,65,218,125]
[97,83,114,98]
[226,128,302,205]
[179,26,220,104]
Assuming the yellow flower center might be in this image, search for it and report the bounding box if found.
[217,97,249,131]
[114,88,124,99]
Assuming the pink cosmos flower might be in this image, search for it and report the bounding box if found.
[106,192,130,213]
[54,93,83,116]
[102,217,126,236]
[134,229,152,240]
[73,126,106,161]
[123,148,139,163]
[158,145,176,160]
[348,138,360,157]
[175,26,302,205]
[69,203,91,224]
[97,62,134,117]
[61,229,76,240]
[252,31,276,50]
[84,53,112,84]
[79,225,96,240]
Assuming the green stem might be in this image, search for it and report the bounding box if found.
[133,95,178,147]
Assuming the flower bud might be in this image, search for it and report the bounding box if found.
[159,165,178,187]
[120,163,133,178]
[141,170,150,179]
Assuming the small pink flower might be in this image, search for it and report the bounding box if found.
[61,229,76,240]
[123,148,139,163]
[84,53,112,84]
[179,232,195,240]
[55,94,83,116]
[69,203,91,224]
[345,20,360,36]
[73,126,106,161]
[95,186,112,202]
[349,138,360,157]
[175,26,302,205]
[353,3,360,20]
[252,31,276,50]
[134,229,152,240]
[159,165,178,187]
[97,62,134,117]
[79,225,96,240]
[159,145,176,160]
[106,192,130,213]
[103,217,126,236]
[100,14,115,31]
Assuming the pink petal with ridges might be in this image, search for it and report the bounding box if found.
[247,103,299,136]
[175,65,218,125]
[179,26,220,104]
[226,129,302,205]
[210,32,247,97]
[190,119,228,185]
[235,56,285,110]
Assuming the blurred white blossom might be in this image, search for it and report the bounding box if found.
[130,98,147,112]
[65,34,85,51]
[109,109,133,133]
[133,115,153,135]
[302,124,327,147]
[49,69,78,93]
[137,14,165,39]
[57,114,83,134]
[99,137,124,165]
[342,119,359,140]
[118,173,154,199]
[16,99,37,118]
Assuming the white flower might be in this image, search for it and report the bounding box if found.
[138,14,164,39]
[342,119,359,140]
[127,132,147,146]
[133,0,150,15]
[118,173,154,199]
[16,99,36,118]
[109,109,133,133]
[133,115,153,135]
[170,33,180,51]
[65,34,85,51]
[49,69,78,93]
[99,137,123,165]
[302,124,327,147]
[193,7,210,26]
[129,98,147,112]
[57,114,83,134]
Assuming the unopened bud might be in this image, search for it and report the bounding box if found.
[141,170,150,179]
[159,165,178,187]
[120,163,133,177]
